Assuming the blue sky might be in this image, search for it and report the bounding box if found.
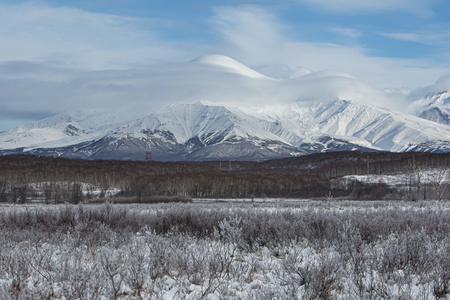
[0,0,450,130]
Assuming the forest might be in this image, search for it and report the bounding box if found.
[1,151,450,202]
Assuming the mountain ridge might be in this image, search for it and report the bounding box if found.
[2,55,450,161]
[2,98,450,161]
[408,90,450,125]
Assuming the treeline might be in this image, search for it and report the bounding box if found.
[259,151,450,179]
[3,151,450,184]
[0,152,449,200]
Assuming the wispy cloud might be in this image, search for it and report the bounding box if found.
[293,0,439,17]
[210,5,450,89]
[380,25,450,47]
[211,5,283,54]
[331,27,362,38]
[0,2,193,69]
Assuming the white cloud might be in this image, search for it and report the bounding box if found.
[0,2,449,131]
[408,74,450,100]
[380,25,450,47]
[0,2,193,69]
[254,64,312,79]
[211,5,283,55]
[210,5,450,89]
[1,2,447,90]
[0,60,394,118]
[332,28,361,38]
[293,0,439,17]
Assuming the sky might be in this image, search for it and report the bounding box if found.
[1,0,450,131]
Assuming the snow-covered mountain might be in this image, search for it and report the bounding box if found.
[2,55,450,161]
[408,90,450,125]
[2,99,450,161]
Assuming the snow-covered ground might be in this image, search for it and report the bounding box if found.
[344,168,450,186]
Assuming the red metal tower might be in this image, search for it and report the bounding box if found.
[145,128,152,162]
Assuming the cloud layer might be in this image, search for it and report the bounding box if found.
[210,5,450,89]
[0,2,194,69]
[0,1,449,131]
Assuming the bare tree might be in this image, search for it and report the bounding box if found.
[429,166,450,201]
[70,183,83,204]
[403,156,427,200]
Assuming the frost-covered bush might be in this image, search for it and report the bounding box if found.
[1,200,450,299]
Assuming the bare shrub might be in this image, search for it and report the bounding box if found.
[432,244,450,299]
[429,167,450,201]
[98,247,125,300]
[1,201,450,299]
[2,249,30,298]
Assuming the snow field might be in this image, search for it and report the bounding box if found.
[343,167,450,186]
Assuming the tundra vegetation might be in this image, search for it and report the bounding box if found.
[1,201,450,299]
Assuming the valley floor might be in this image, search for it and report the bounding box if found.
[1,200,450,299]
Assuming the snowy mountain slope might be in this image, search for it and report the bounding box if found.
[94,103,310,160]
[0,109,147,151]
[112,103,292,146]
[112,100,386,155]
[408,90,450,125]
[242,98,450,153]
[3,98,450,161]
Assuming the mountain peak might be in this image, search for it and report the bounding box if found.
[192,54,267,79]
